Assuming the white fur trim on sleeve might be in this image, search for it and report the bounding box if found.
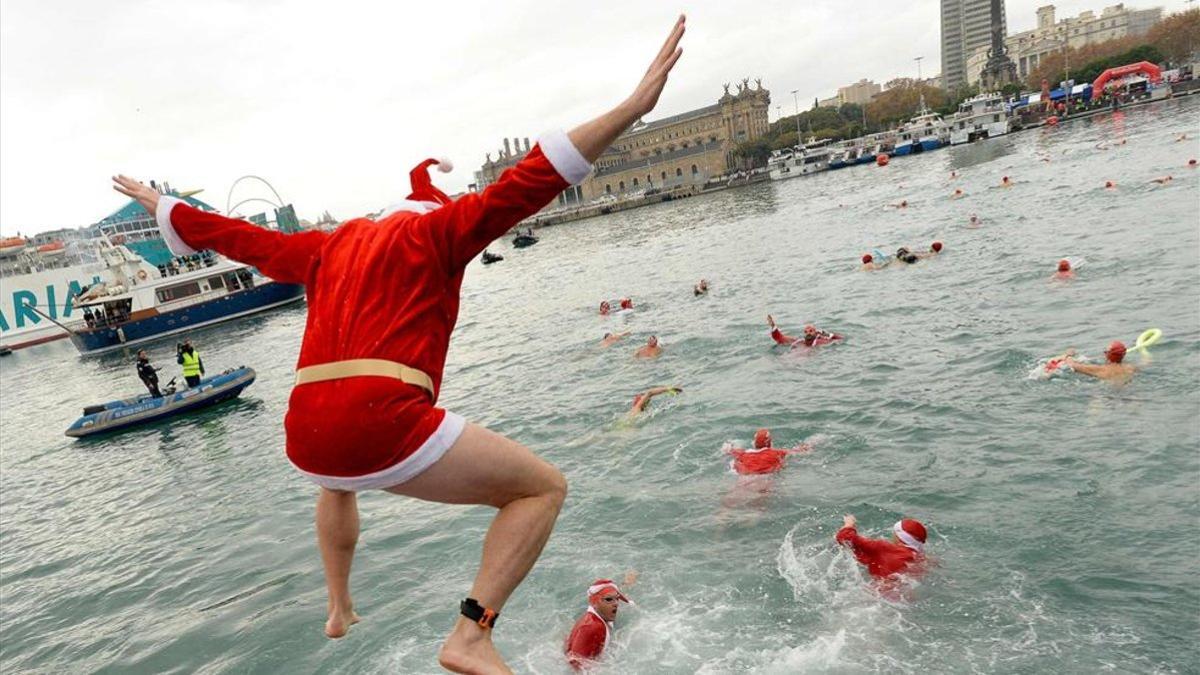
[155,195,198,256]
[538,129,592,185]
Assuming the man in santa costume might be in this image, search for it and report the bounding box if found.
[835,514,928,579]
[723,428,811,475]
[113,15,686,674]
[563,575,635,670]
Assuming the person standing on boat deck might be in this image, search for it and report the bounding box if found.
[112,15,686,675]
[177,339,205,387]
[137,349,162,398]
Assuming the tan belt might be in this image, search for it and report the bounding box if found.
[295,359,435,398]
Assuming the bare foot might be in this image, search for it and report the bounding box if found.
[325,606,361,639]
[439,618,512,675]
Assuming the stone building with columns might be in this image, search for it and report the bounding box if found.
[472,79,771,208]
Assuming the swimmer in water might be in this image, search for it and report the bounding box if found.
[914,241,943,260]
[860,253,887,271]
[836,514,927,580]
[768,315,841,347]
[1177,133,1189,142]
[564,573,637,671]
[601,331,630,348]
[1150,175,1173,185]
[1063,342,1137,384]
[634,335,662,359]
[968,213,982,227]
[951,188,965,199]
[1053,259,1074,279]
[724,428,811,475]
[619,297,634,310]
[694,279,709,296]
[895,247,919,264]
[599,300,612,316]
[1189,159,1197,168]
[889,199,909,209]
[627,385,681,418]
[1105,180,1116,189]
[950,170,958,179]
[1001,175,1013,188]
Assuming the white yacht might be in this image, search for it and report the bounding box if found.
[949,93,1011,145]
[768,139,834,180]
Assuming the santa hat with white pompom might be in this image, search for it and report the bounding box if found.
[378,157,454,219]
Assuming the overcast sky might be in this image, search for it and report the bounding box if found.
[0,0,1188,235]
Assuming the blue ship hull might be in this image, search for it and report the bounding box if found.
[894,142,914,156]
[69,282,304,355]
[66,367,256,437]
[920,138,943,151]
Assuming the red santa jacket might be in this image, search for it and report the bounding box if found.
[729,448,788,474]
[835,526,922,579]
[564,607,611,669]
[155,132,590,477]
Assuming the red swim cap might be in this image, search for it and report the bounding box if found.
[1105,180,1115,188]
[1190,159,1197,167]
[1106,341,1126,363]
[862,253,873,264]
[931,241,943,252]
[753,428,772,449]
[1057,259,1070,272]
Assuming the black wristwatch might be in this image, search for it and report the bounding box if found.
[460,597,499,629]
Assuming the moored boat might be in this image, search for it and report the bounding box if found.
[65,366,256,438]
[949,92,1010,145]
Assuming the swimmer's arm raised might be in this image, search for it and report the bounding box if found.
[1063,359,1103,378]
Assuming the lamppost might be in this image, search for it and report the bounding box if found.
[791,89,802,144]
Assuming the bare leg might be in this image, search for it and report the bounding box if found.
[385,423,567,675]
[316,488,362,638]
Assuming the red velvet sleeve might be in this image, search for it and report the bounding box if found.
[423,145,569,272]
[770,328,794,345]
[163,201,328,285]
[835,526,890,561]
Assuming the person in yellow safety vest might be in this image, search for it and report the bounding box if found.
[177,339,205,387]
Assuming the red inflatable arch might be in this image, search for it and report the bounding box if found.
[1092,61,1163,93]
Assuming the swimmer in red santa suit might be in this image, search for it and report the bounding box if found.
[112,15,688,675]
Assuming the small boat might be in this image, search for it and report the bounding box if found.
[0,345,12,356]
[513,233,539,248]
[65,367,256,438]
[36,240,67,258]
[481,250,504,265]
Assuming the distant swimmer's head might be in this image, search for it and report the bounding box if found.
[1105,340,1127,363]
[1057,259,1071,272]
[588,579,630,621]
[1190,159,1197,167]
[953,188,963,196]
[603,332,613,340]
[1105,180,1115,189]
[969,214,981,225]
[647,335,659,347]
[931,241,943,253]
[803,324,818,342]
[900,200,908,208]
[600,301,611,315]
[1002,176,1011,185]
[620,298,633,309]
[892,519,927,553]
[753,428,772,449]
[862,253,874,264]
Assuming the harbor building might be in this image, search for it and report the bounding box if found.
[965,3,1163,86]
[942,0,1009,91]
[580,79,770,201]
[472,79,771,206]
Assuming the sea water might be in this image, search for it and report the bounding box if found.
[2,98,1198,674]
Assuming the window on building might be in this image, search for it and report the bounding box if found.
[691,164,698,175]
[619,181,625,191]
[633,178,639,187]
[661,171,667,181]
[605,184,612,194]
[675,167,683,177]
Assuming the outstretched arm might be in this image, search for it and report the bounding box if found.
[112,176,327,284]
[425,16,687,270]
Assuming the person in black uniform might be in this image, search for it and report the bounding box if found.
[136,349,162,398]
